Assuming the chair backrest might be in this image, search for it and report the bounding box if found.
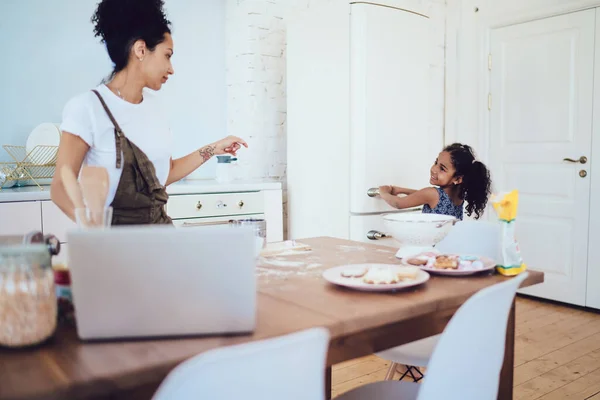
[152,327,330,400]
[435,220,501,261]
[417,272,528,400]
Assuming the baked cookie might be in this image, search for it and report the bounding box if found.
[435,255,458,269]
[407,257,428,266]
[340,268,367,278]
[396,266,419,280]
[363,267,399,284]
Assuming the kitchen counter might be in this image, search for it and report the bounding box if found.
[0,179,283,203]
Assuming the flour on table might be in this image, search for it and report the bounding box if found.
[268,249,313,257]
[260,257,306,268]
[337,245,366,252]
[256,267,295,277]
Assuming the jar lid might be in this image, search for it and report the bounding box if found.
[0,244,51,258]
[0,244,52,270]
[216,156,238,164]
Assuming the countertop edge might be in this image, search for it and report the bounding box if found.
[0,180,283,203]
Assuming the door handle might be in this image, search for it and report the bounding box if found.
[367,188,380,197]
[181,220,229,227]
[563,156,587,164]
[367,230,389,240]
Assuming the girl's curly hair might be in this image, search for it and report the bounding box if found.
[444,143,492,219]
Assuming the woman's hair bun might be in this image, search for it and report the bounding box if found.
[91,0,172,76]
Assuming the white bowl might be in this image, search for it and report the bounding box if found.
[382,213,457,259]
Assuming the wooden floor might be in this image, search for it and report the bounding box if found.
[332,296,600,399]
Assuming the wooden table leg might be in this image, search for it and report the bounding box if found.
[325,366,332,400]
[498,300,515,400]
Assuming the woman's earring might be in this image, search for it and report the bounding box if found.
[139,57,144,62]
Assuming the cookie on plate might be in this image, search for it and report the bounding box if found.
[406,257,428,266]
[340,268,367,278]
[363,267,399,284]
[434,255,458,269]
[396,266,420,280]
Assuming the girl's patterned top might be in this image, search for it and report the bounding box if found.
[422,187,464,220]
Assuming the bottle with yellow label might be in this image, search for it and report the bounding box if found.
[491,190,527,276]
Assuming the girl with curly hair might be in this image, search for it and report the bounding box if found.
[378,143,492,220]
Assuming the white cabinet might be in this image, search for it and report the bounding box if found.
[0,201,42,235]
[287,1,440,240]
[41,201,76,243]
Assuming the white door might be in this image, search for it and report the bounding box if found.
[586,9,600,310]
[349,3,438,214]
[489,9,595,306]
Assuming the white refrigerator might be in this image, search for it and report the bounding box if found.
[287,0,441,247]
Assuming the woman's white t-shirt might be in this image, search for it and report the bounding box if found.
[60,84,172,208]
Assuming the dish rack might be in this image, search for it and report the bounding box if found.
[0,145,58,191]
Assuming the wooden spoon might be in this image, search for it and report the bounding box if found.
[60,166,88,226]
[80,166,109,226]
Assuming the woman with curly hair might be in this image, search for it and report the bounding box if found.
[51,0,245,225]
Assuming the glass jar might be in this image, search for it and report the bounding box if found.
[215,155,238,183]
[0,244,57,348]
[229,219,267,256]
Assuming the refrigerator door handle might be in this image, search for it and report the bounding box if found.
[367,230,390,240]
[366,188,380,198]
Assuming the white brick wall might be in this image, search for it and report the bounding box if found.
[226,0,447,236]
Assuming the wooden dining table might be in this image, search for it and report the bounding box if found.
[0,237,543,400]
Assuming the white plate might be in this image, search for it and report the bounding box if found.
[322,264,430,292]
[402,254,497,276]
[26,123,61,161]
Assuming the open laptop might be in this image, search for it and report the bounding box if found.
[67,225,256,341]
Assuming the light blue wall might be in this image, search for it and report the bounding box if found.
[0,0,226,178]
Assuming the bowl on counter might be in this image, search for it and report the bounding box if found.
[382,213,457,259]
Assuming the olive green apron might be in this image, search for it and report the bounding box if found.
[91,90,172,225]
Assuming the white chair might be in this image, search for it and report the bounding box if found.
[152,327,330,400]
[376,220,502,380]
[337,272,528,400]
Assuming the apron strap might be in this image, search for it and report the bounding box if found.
[91,89,123,169]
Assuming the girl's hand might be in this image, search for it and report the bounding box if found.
[378,185,392,195]
[213,136,248,156]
